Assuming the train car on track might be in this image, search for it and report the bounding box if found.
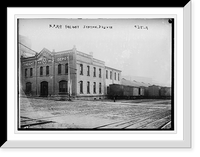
[108,78,172,100]
[160,87,171,98]
[146,85,160,98]
[109,84,140,99]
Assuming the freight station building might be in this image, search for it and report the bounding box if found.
[20,46,121,99]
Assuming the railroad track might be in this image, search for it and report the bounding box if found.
[94,110,171,129]
[20,116,54,128]
[20,109,171,129]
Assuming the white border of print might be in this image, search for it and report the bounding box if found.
[5,3,191,148]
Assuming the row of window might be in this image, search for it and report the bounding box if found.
[25,66,50,77]
[80,64,102,78]
[25,80,102,95]
[25,64,68,77]
[79,81,102,94]
[25,65,120,81]
[106,70,120,81]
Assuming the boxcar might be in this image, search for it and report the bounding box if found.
[109,84,123,98]
[147,85,160,97]
[109,84,140,99]
[133,87,139,96]
[160,87,171,98]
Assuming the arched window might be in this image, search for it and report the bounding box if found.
[87,81,90,94]
[40,67,43,76]
[46,66,49,75]
[26,82,32,94]
[58,64,61,74]
[80,81,83,94]
[93,67,96,77]
[99,68,101,78]
[87,65,90,76]
[99,83,102,94]
[30,68,33,77]
[25,68,27,77]
[65,63,68,74]
[106,70,108,79]
[93,82,96,94]
[59,80,68,93]
[80,64,83,75]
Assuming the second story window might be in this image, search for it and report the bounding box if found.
[93,67,96,77]
[46,66,49,76]
[106,70,108,79]
[99,68,101,78]
[65,63,68,74]
[40,67,43,76]
[118,73,120,81]
[115,72,116,80]
[87,65,90,76]
[58,64,61,74]
[30,68,33,77]
[80,64,83,75]
[25,69,27,77]
[110,71,112,80]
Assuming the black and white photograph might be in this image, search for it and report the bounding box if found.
[18,18,174,130]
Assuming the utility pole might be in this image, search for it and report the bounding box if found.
[68,53,71,101]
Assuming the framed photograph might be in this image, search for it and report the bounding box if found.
[3,1,191,148]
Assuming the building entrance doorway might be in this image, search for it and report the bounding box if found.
[40,81,48,97]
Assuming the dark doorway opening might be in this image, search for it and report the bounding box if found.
[40,81,48,97]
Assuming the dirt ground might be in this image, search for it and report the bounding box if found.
[19,97,172,130]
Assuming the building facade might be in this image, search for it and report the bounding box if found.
[20,46,121,99]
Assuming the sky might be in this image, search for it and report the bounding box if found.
[19,18,172,86]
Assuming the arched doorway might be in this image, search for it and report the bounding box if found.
[40,81,48,97]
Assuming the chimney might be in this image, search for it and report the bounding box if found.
[89,52,93,57]
[73,45,76,51]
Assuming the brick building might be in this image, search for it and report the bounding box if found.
[20,46,121,99]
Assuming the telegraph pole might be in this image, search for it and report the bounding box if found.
[68,53,71,101]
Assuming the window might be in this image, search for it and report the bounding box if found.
[93,82,96,94]
[30,68,33,77]
[80,81,83,94]
[99,68,101,78]
[93,67,96,77]
[65,63,68,74]
[25,69,27,77]
[118,73,120,81]
[80,64,83,75]
[59,80,68,93]
[58,64,61,74]
[87,81,90,94]
[110,71,112,79]
[46,66,49,75]
[87,65,90,76]
[26,82,32,94]
[40,67,43,76]
[115,72,116,80]
[99,83,102,94]
[106,70,108,79]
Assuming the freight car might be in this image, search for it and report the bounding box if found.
[146,85,160,98]
[108,84,171,99]
[160,87,171,98]
[109,84,145,99]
